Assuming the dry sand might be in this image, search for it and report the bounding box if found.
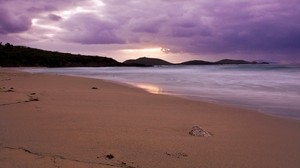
[0,69,300,168]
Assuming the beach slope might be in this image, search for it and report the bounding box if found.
[1,70,300,168]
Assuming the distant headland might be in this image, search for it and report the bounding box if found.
[0,43,268,67]
[123,57,269,66]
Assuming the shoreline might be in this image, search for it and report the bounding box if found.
[20,66,300,121]
[22,71,289,121]
[1,69,300,168]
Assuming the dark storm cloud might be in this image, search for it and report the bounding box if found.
[208,1,300,56]
[47,14,62,21]
[0,8,32,34]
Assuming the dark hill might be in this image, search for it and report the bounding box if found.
[179,60,213,65]
[0,43,120,67]
[123,57,268,66]
[215,59,253,65]
[123,57,173,66]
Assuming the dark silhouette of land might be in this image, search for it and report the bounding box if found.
[0,43,268,67]
[0,43,120,67]
[179,60,214,65]
[124,57,268,66]
[123,57,173,66]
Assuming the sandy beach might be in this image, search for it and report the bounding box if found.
[1,69,300,168]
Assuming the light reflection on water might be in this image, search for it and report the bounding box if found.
[135,83,163,94]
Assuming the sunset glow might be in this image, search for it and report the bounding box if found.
[122,48,162,53]
[32,19,62,32]
[120,48,166,59]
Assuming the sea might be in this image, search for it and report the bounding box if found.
[23,64,300,120]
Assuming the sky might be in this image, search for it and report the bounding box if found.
[1,0,300,63]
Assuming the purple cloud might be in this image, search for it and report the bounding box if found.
[1,0,300,61]
[59,13,125,44]
[111,0,300,61]
[0,8,32,34]
[47,14,62,21]
[27,5,57,13]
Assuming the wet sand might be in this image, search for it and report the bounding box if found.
[1,69,300,168]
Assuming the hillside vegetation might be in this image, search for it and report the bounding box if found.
[0,43,120,67]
